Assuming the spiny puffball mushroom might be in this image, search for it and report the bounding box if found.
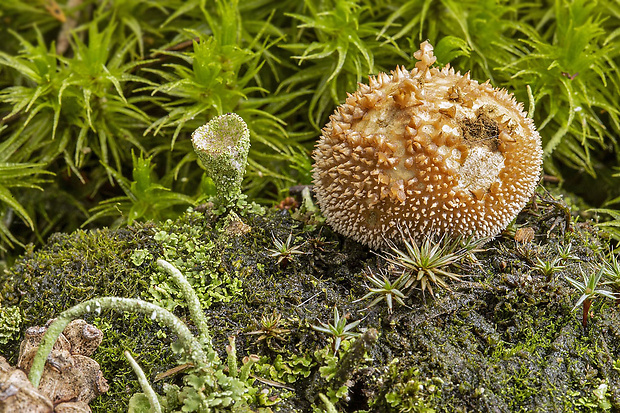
[312,41,543,249]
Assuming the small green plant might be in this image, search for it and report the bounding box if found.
[0,23,151,174]
[557,243,578,263]
[311,307,361,355]
[281,0,393,128]
[0,159,51,249]
[589,204,620,242]
[382,233,484,297]
[501,0,620,178]
[532,256,566,278]
[571,380,613,411]
[84,152,195,227]
[354,268,408,314]
[245,311,291,343]
[266,231,306,268]
[313,328,377,409]
[601,253,620,305]
[565,266,617,328]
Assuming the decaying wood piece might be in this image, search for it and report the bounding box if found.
[0,319,107,412]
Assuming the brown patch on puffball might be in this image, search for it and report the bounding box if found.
[312,41,542,249]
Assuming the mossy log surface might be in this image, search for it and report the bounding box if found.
[1,192,619,412]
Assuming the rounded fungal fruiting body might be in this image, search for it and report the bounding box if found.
[312,41,543,249]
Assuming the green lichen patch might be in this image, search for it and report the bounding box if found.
[148,211,244,311]
[0,305,21,345]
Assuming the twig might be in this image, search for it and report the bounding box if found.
[56,0,84,56]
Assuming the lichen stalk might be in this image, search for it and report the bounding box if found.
[191,113,250,205]
[28,297,207,388]
[319,393,339,413]
[157,258,214,358]
[239,355,259,382]
[124,351,162,413]
[328,328,378,391]
[226,336,238,378]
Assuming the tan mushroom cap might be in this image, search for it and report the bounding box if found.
[312,41,543,249]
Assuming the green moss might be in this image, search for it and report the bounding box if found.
[0,224,177,410]
[81,312,175,413]
[0,226,155,326]
[1,0,619,257]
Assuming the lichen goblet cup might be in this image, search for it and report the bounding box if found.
[192,113,250,206]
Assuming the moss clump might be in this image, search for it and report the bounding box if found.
[1,226,155,326]
[2,191,620,412]
[0,224,177,409]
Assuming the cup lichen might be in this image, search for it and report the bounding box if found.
[191,113,251,206]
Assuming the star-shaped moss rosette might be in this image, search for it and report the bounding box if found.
[312,41,543,249]
[192,113,250,205]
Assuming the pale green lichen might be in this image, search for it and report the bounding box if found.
[149,213,243,311]
[191,113,250,205]
[0,305,21,344]
[124,351,162,413]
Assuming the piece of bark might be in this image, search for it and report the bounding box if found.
[61,320,103,357]
[12,319,108,408]
[18,326,71,373]
[38,355,108,405]
[54,401,92,413]
[0,356,53,413]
